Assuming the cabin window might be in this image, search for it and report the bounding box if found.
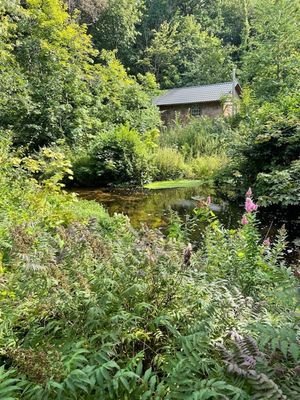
[190,104,202,117]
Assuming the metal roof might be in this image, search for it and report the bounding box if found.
[153,82,240,106]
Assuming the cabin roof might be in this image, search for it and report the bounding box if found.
[153,81,241,106]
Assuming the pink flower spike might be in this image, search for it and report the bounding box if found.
[206,196,211,206]
[263,238,271,247]
[246,187,252,198]
[241,215,249,225]
[245,197,258,213]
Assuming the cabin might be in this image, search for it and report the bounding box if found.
[153,81,241,125]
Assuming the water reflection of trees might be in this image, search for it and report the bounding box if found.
[76,187,241,229]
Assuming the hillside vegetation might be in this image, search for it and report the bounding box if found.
[0,1,299,398]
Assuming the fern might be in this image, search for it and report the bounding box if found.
[0,366,21,400]
[253,323,300,360]
[218,327,300,400]
[167,378,249,399]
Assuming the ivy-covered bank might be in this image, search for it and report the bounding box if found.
[0,140,299,399]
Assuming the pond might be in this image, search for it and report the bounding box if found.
[74,185,300,262]
[75,185,241,230]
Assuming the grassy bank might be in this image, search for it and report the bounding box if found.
[144,179,204,189]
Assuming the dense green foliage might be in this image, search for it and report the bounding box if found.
[217,91,300,205]
[0,1,299,398]
[219,0,300,204]
[72,118,231,185]
[160,118,235,158]
[72,125,159,186]
[86,126,154,186]
[84,0,252,84]
[1,0,299,201]
[89,0,144,65]
[0,0,159,149]
[241,0,300,101]
[149,118,235,182]
[141,15,232,89]
[0,140,299,399]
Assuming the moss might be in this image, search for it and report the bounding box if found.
[144,179,204,190]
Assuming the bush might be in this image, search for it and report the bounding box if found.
[73,126,154,186]
[190,155,227,180]
[218,91,300,205]
[151,147,192,180]
[256,160,300,206]
[71,150,98,187]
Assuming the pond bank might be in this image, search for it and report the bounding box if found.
[74,185,240,230]
[73,184,300,262]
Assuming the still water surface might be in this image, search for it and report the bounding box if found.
[75,185,300,262]
[75,186,241,230]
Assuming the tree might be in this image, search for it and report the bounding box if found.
[0,0,99,148]
[0,0,159,149]
[0,1,31,131]
[242,0,300,101]
[67,0,108,23]
[142,15,232,88]
[90,0,144,64]
[135,0,252,66]
[89,51,160,133]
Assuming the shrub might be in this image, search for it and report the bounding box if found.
[218,91,300,205]
[71,150,98,187]
[190,155,227,180]
[73,126,154,186]
[151,147,192,180]
[256,160,300,206]
[19,145,74,191]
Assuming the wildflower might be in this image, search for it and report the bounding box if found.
[241,215,249,225]
[246,187,252,197]
[245,197,258,213]
[263,237,271,247]
[206,196,211,206]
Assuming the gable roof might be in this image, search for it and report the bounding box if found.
[153,81,241,106]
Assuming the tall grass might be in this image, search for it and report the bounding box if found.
[160,117,235,157]
[151,147,227,181]
[152,147,192,180]
[151,117,234,182]
[190,154,227,178]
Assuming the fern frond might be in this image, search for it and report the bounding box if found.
[0,366,22,400]
[249,372,287,400]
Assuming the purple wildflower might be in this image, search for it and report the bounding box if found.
[263,237,271,247]
[245,197,258,213]
[206,196,211,206]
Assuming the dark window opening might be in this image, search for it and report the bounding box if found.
[190,104,202,117]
